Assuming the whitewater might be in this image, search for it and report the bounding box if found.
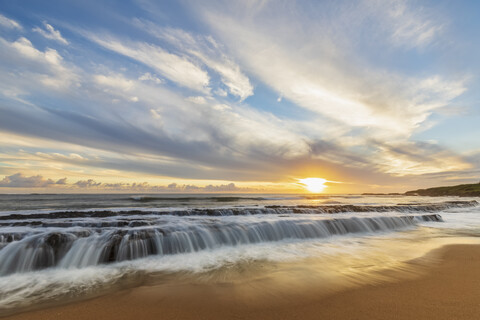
[0,193,479,314]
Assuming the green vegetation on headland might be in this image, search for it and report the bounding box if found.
[405,182,480,197]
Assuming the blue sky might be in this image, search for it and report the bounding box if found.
[0,0,479,193]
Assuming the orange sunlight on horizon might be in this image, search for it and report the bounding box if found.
[298,178,327,193]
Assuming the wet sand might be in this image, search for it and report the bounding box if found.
[4,244,480,320]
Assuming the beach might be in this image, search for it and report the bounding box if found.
[4,244,480,320]
[3,0,480,318]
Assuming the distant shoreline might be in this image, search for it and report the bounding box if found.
[404,182,480,197]
[359,182,480,197]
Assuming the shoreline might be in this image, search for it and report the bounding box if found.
[3,244,480,320]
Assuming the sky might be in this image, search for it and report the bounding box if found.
[0,0,480,194]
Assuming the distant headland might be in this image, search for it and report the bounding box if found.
[405,182,480,197]
[360,183,480,197]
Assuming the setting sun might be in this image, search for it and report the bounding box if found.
[298,178,327,193]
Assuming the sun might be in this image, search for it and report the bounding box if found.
[298,178,327,193]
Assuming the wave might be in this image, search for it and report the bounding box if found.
[128,195,266,202]
[0,214,442,276]
[264,200,478,213]
[0,200,475,221]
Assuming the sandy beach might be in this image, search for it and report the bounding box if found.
[3,244,480,320]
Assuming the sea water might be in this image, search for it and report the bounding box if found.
[0,193,479,313]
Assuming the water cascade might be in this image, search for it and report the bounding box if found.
[0,213,442,275]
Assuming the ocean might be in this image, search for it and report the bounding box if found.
[0,193,479,314]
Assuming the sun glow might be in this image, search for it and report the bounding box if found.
[298,178,327,193]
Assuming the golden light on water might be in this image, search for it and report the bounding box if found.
[298,178,327,193]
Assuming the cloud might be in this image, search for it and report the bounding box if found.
[382,0,444,49]
[74,179,102,188]
[204,182,238,192]
[372,140,472,176]
[94,181,247,192]
[0,36,77,90]
[0,60,468,188]
[0,172,250,192]
[33,22,69,45]
[214,88,227,97]
[133,21,253,100]
[185,96,207,104]
[0,173,65,188]
[84,33,210,93]
[0,47,313,170]
[94,74,135,91]
[0,13,22,30]
[202,53,253,100]
[56,178,68,185]
[194,0,464,138]
[138,72,163,84]
[97,180,247,192]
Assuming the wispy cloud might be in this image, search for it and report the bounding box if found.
[382,0,444,49]
[0,36,77,90]
[33,22,69,45]
[0,13,22,30]
[132,20,253,100]
[138,72,163,84]
[84,32,210,93]
[372,140,472,176]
